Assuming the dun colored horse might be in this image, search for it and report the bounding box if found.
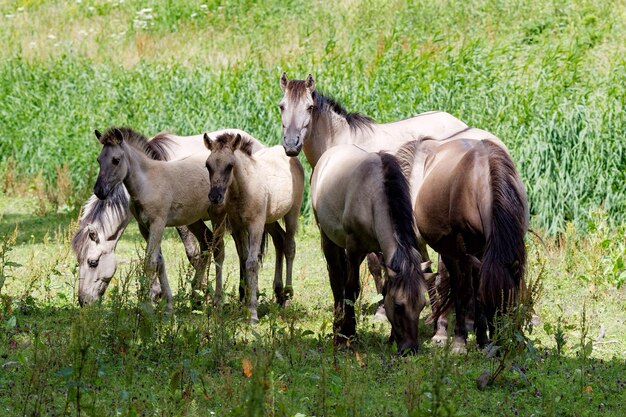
[396,138,528,352]
[279,76,429,352]
[203,133,304,323]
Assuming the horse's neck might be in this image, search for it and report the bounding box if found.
[306,110,363,168]
[122,144,153,200]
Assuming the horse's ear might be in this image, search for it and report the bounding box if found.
[87,224,100,244]
[280,72,289,91]
[232,133,243,150]
[305,74,315,93]
[112,128,124,145]
[203,133,212,151]
[94,129,102,142]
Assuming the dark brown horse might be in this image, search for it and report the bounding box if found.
[397,137,528,352]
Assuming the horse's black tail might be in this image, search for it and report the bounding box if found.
[479,140,528,315]
[379,152,426,306]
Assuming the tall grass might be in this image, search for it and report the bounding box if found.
[1,0,625,233]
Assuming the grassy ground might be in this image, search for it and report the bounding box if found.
[1,195,625,416]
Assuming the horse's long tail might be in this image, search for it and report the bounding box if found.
[479,140,528,314]
[379,152,426,305]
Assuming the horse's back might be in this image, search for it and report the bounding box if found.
[253,146,304,222]
[374,111,469,151]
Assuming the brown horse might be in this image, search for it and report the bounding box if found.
[396,137,529,352]
[203,132,304,323]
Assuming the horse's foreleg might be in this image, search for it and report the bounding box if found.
[212,229,225,307]
[266,223,286,305]
[344,238,365,342]
[146,221,171,312]
[231,230,247,303]
[283,209,299,305]
[138,223,162,301]
[320,230,349,345]
[245,222,265,323]
[366,252,386,321]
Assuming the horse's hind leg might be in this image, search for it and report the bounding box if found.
[443,255,471,354]
[186,220,213,308]
[432,256,450,344]
[265,222,286,305]
[366,252,386,321]
[320,230,349,345]
[472,265,489,348]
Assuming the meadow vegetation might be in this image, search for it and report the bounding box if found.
[0,0,625,415]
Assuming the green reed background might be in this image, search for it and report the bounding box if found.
[1,0,625,233]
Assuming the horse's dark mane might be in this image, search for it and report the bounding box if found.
[213,133,255,156]
[100,126,173,161]
[72,185,129,262]
[285,80,374,133]
[379,151,425,307]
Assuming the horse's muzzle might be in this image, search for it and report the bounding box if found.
[283,143,302,157]
[208,189,224,205]
[93,178,110,200]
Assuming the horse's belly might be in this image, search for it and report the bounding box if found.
[312,187,349,248]
[264,179,294,223]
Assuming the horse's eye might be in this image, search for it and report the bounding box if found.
[112,157,120,166]
[225,164,233,172]
[394,302,404,312]
[307,105,315,112]
[88,259,99,268]
[278,104,285,112]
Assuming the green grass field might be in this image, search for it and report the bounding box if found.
[1,0,625,416]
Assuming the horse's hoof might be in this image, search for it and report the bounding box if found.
[284,285,294,298]
[373,305,387,322]
[283,299,292,308]
[432,333,448,345]
[465,319,475,333]
[249,313,259,324]
[451,342,467,355]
